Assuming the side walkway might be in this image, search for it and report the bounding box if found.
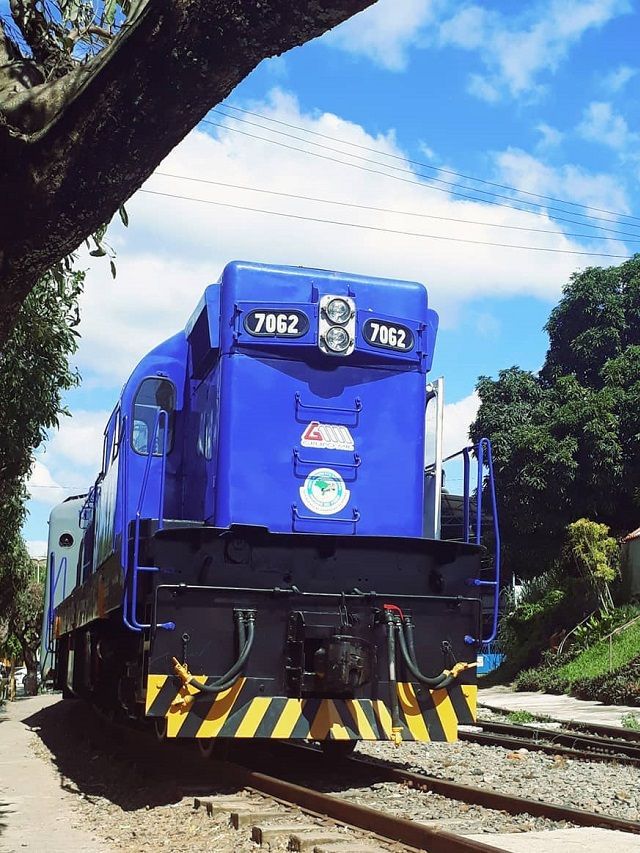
[479,684,639,728]
[0,694,112,853]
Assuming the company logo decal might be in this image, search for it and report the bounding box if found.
[301,422,354,451]
[299,467,350,516]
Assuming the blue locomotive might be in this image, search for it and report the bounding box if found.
[43,261,499,753]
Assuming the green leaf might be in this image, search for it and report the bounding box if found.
[110,260,117,279]
[89,247,107,257]
[118,204,129,227]
[104,0,118,26]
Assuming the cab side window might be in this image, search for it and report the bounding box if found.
[132,378,176,456]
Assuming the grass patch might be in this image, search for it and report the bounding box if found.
[555,620,640,685]
[507,710,536,724]
[622,712,640,731]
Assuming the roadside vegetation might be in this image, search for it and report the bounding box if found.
[475,257,640,706]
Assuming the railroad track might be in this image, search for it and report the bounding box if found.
[32,698,640,852]
[478,704,640,744]
[459,718,640,767]
[265,743,640,837]
[199,755,507,853]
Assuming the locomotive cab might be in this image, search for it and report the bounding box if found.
[48,261,499,747]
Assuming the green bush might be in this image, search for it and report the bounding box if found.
[572,654,640,705]
[514,615,640,704]
[491,571,592,682]
[556,619,640,683]
[514,667,570,694]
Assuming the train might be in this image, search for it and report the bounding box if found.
[40,260,499,756]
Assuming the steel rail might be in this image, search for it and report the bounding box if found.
[560,719,640,744]
[341,753,640,835]
[478,704,640,743]
[460,724,640,767]
[211,757,509,853]
[474,719,640,758]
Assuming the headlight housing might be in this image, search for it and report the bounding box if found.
[325,325,350,353]
[325,297,352,325]
[318,294,356,357]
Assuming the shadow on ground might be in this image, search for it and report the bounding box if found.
[21,699,215,811]
[21,699,388,813]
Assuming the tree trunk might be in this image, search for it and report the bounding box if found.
[0,0,374,345]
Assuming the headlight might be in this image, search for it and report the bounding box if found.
[324,326,350,353]
[325,297,351,325]
[318,294,356,356]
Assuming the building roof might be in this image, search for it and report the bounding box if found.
[623,526,640,542]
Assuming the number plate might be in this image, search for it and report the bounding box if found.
[244,310,309,338]
[362,319,414,352]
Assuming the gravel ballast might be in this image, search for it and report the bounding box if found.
[358,737,640,822]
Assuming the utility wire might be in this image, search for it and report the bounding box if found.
[200,119,639,241]
[218,103,640,226]
[210,109,640,233]
[153,172,640,245]
[139,188,630,259]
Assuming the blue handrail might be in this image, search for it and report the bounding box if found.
[464,437,501,646]
[121,409,174,632]
[439,439,501,645]
[45,553,67,655]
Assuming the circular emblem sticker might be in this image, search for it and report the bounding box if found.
[299,467,350,516]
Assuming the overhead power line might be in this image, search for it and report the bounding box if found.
[218,103,640,226]
[153,172,640,245]
[199,118,639,241]
[210,108,640,232]
[139,188,631,259]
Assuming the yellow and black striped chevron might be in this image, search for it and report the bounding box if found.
[145,674,477,741]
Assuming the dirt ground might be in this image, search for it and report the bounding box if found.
[0,693,253,853]
[0,694,112,852]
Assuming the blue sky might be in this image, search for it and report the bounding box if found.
[24,0,640,552]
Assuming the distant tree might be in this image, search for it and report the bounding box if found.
[0,0,373,345]
[564,519,618,613]
[0,541,44,692]
[471,255,640,579]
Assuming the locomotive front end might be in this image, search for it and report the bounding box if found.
[51,261,495,750]
[141,262,485,746]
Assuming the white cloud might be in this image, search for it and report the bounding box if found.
[26,540,48,559]
[443,391,480,459]
[467,73,501,104]
[475,312,501,338]
[323,0,444,71]
[26,460,67,508]
[29,410,109,511]
[601,64,638,93]
[536,123,564,149]
[69,90,629,389]
[324,1,631,100]
[494,147,630,214]
[578,101,638,150]
[440,0,631,101]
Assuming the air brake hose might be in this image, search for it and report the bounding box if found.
[395,618,452,688]
[172,612,255,695]
[385,612,403,746]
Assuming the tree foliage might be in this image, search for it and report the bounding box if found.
[0,265,84,551]
[565,518,618,612]
[471,255,640,579]
[0,0,373,345]
[0,541,44,684]
[0,264,83,661]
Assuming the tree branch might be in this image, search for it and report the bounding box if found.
[8,0,71,77]
[0,0,374,346]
